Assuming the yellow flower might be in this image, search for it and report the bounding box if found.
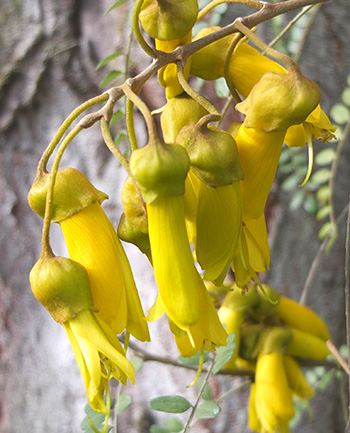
[254,352,294,432]
[233,123,286,220]
[185,170,242,285]
[60,201,150,342]
[63,309,135,413]
[190,27,336,145]
[146,193,227,354]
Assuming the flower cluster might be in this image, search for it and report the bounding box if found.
[217,282,330,433]
[27,0,335,427]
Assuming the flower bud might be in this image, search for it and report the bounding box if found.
[160,95,208,143]
[121,176,148,233]
[190,26,232,80]
[117,213,151,256]
[176,124,244,187]
[129,139,190,203]
[28,168,108,222]
[29,256,94,323]
[139,0,198,41]
[236,69,321,132]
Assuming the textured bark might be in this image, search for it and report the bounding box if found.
[0,1,349,433]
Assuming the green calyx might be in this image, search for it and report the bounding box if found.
[256,326,293,355]
[129,139,190,203]
[176,124,244,188]
[139,0,198,41]
[236,69,321,132]
[249,284,280,320]
[29,256,95,323]
[160,95,208,144]
[117,213,151,256]
[121,176,148,234]
[28,168,108,222]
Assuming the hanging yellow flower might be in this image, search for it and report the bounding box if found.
[29,255,135,413]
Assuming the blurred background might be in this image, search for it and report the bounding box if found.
[0,0,350,432]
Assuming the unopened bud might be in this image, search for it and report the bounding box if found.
[29,256,94,323]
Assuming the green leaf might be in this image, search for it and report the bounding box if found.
[130,356,144,373]
[104,0,129,15]
[115,129,127,146]
[316,185,330,204]
[163,417,184,432]
[315,148,336,166]
[99,70,122,88]
[281,174,299,192]
[316,205,330,221]
[195,378,212,401]
[115,393,131,415]
[110,109,125,127]
[318,221,331,239]
[96,52,124,70]
[178,351,210,366]
[303,194,318,215]
[150,426,169,433]
[330,103,350,125]
[150,396,192,414]
[213,333,236,374]
[342,87,350,106]
[318,369,335,391]
[195,400,221,419]
[289,190,305,211]
[310,168,331,184]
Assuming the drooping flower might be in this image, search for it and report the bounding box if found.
[231,214,270,287]
[230,123,286,220]
[29,255,135,413]
[28,167,150,342]
[60,201,150,341]
[129,139,227,355]
[146,193,228,354]
[189,27,336,145]
[185,170,242,285]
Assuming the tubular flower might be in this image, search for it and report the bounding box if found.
[146,193,227,353]
[60,201,150,342]
[29,256,135,413]
[231,123,286,220]
[64,309,135,413]
[190,27,336,145]
[254,352,295,433]
[185,170,242,285]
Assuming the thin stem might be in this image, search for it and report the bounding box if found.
[299,203,349,305]
[293,3,322,62]
[100,118,131,175]
[326,340,349,375]
[132,0,156,59]
[345,199,350,431]
[268,5,314,48]
[234,19,299,72]
[223,32,244,104]
[183,357,215,433]
[198,0,262,20]
[329,119,350,227]
[38,94,109,173]
[122,82,158,142]
[177,61,220,116]
[41,126,82,258]
[126,98,139,151]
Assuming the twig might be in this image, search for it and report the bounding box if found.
[345,198,350,431]
[300,203,349,305]
[326,340,350,375]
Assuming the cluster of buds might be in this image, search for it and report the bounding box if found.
[217,283,330,433]
[27,0,336,423]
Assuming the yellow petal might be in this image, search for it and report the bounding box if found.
[244,214,270,272]
[60,203,128,334]
[248,383,262,432]
[147,194,201,330]
[234,125,286,220]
